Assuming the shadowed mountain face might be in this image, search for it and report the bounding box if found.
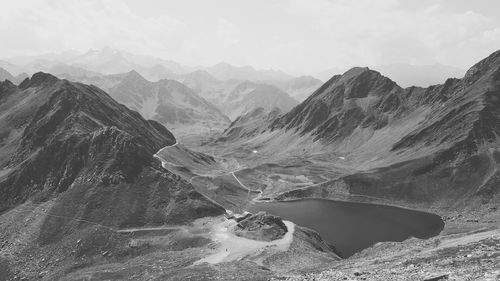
[0,71,224,223]
[108,71,230,130]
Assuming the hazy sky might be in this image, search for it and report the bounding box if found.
[2,0,500,74]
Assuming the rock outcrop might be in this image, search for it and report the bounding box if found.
[234,212,288,242]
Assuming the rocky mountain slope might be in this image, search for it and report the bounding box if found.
[271,67,401,143]
[219,50,500,210]
[107,70,230,131]
[0,72,225,279]
[220,107,282,141]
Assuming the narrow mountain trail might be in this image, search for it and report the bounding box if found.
[153,140,178,157]
[231,171,264,202]
[116,226,185,233]
[156,140,344,204]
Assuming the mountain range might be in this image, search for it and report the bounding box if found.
[0,72,226,278]
[198,62,293,81]
[222,51,500,209]
[0,46,498,280]
[1,48,298,83]
[0,70,342,280]
[107,70,230,131]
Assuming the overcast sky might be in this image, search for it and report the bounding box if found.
[1,0,500,74]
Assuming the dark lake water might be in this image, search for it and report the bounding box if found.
[247,199,444,257]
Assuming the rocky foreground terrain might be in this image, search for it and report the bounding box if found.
[266,209,499,280]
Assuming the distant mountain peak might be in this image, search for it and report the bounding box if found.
[213,62,254,70]
[206,62,293,82]
[188,69,218,79]
[0,67,15,83]
[342,66,371,76]
[101,46,119,54]
[19,72,59,90]
[322,66,399,99]
[124,69,146,80]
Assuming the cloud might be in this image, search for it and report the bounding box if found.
[216,18,240,45]
[283,0,500,71]
[0,0,499,74]
[0,0,188,57]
